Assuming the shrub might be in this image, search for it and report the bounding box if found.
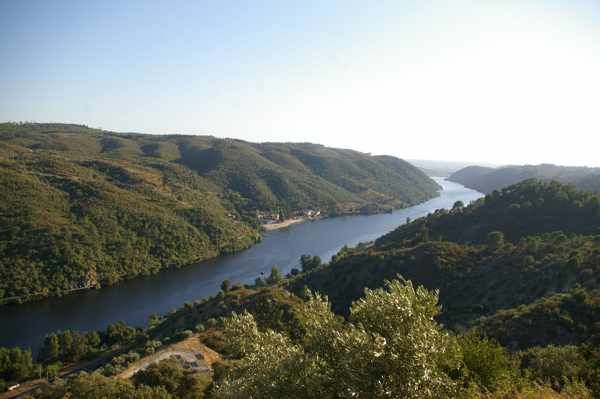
[213,279,460,398]
[458,332,516,393]
[519,345,586,387]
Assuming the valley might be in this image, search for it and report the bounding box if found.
[4,2,600,397]
[3,178,599,398]
[0,178,480,352]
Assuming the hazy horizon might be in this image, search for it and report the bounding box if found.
[3,1,600,167]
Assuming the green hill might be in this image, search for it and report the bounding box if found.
[0,122,439,304]
[448,163,600,194]
[290,180,600,339]
[282,180,600,395]
[290,234,600,328]
[376,179,600,246]
[476,288,600,350]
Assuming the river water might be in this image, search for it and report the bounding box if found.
[0,178,482,352]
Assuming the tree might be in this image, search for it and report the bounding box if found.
[590,196,600,217]
[520,345,586,386]
[266,267,283,285]
[0,347,34,382]
[419,226,430,243]
[214,278,459,398]
[148,314,161,329]
[133,359,184,393]
[458,333,515,393]
[487,231,505,251]
[38,371,171,398]
[522,255,535,269]
[45,363,61,381]
[452,200,464,211]
[40,334,61,362]
[220,279,231,292]
[85,331,101,348]
[61,330,74,357]
[70,334,89,361]
[133,359,210,399]
[299,255,322,273]
[105,322,136,345]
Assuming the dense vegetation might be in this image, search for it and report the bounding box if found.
[290,234,600,329]
[476,288,600,350]
[20,280,593,398]
[4,242,599,398]
[0,122,438,304]
[36,372,172,399]
[448,163,600,194]
[4,171,600,397]
[290,181,600,327]
[210,281,598,398]
[37,322,141,365]
[286,179,600,396]
[213,281,460,398]
[376,179,600,245]
[0,347,36,391]
[0,321,147,391]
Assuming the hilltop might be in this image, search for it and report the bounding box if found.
[0,122,439,304]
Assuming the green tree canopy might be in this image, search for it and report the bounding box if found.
[299,255,322,273]
[213,278,459,398]
[486,231,505,251]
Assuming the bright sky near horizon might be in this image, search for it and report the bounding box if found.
[2,1,600,166]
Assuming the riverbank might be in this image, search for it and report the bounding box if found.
[261,217,306,231]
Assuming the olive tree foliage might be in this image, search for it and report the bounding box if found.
[213,314,313,398]
[213,279,460,399]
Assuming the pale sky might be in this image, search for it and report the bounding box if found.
[2,1,600,166]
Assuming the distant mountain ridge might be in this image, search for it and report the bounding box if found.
[0,122,439,304]
[407,159,488,177]
[448,163,600,194]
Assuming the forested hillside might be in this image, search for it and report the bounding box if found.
[285,179,600,396]
[292,180,600,330]
[0,122,439,304]
[376,179,600,245]
[449,163,600,194]
[4,180,600,398]
[10,256,598,397]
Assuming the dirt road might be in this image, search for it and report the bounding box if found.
[117,336,220,379]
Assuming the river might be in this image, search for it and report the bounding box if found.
[0,178,482,352]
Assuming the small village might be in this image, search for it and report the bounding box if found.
[257,209,322,231]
